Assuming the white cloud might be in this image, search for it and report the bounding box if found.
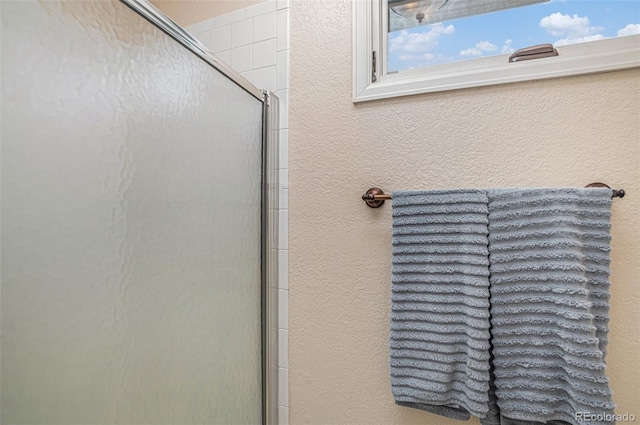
[389,24,455,57]
[540,12,607,47]
[459,48,481,57]
[618,24,640,37]
[539,12,602,38]
[501,39,514,54]
[476,41,498,52]
[388,24,455,67]
[399,52,435,62]
[460,41,497,57]
[554,34,606,46]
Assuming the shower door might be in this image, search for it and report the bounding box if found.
[1,1,275,423]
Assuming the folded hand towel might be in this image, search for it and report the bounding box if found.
[390,190,492,420]
[486,188,615,425]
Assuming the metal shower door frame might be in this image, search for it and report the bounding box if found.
[118,1,280,423]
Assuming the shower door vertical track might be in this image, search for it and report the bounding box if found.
[119,1,280,423]
[262,91,280,425]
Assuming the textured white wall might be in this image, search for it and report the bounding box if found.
[288,1,640,424]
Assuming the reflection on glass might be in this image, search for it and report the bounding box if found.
[388,0,545,32]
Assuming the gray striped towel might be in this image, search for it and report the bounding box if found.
[486,188,615,425]
[390,187,616,425]
[390,190,492,420]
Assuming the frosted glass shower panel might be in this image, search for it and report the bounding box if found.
[1,1,263,424]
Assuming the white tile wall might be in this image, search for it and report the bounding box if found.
[276,50,289,91]
[186,2,289,423]
[193,30,212,49]
[278,367,289,407]
[210,26,231,52]
[276,89,289,129]
[278,406,289,425]
[253,66,277,93]
[232,19,253,47]
[278,129,288,170]
[278,249,288,289]
[231,44,253,72]
[276,9,289,51]
[254,12,277,42]
[278,329,289,367]
[254,39,277,69]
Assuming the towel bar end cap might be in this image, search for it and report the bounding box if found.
[363,188,386,208]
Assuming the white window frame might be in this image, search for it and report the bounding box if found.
[353,0,640,102]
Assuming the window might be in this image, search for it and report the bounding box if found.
[353,0,640,102]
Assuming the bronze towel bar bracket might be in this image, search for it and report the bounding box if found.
[362,183,625,209]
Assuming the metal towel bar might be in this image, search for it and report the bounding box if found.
[362,183,625,208]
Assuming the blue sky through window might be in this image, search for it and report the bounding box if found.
[387,0,640,72]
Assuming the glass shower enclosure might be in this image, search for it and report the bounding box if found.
[0,0,279,423]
